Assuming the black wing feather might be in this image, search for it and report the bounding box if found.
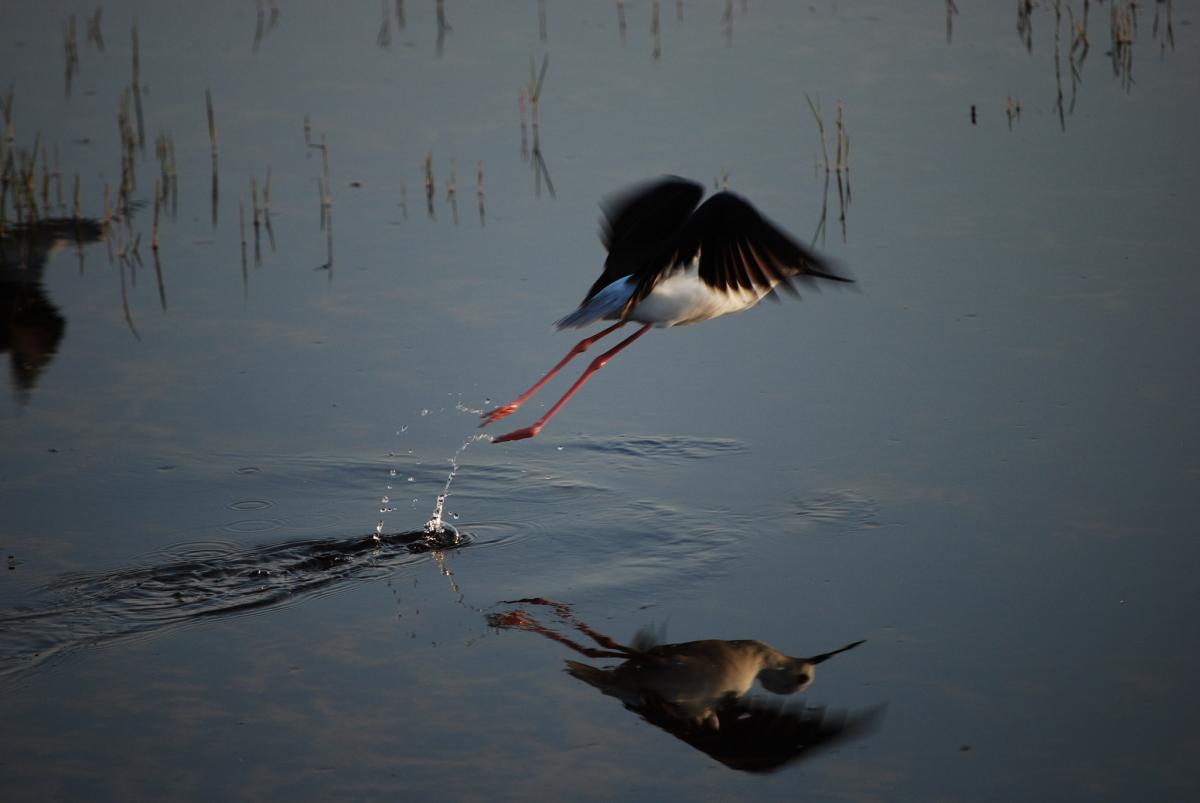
[626,191,851,314]
[583,176,704,302]
[637,694,884,774]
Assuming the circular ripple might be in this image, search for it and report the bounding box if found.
[279,512,342,529]
[224,519,283,533]
[227,499,273,511]
[453,520,541,550]
[236,467,261,475]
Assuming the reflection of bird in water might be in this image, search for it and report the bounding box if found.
[0,218,105,401]
[482,175,853,442]
[489,598,881,773]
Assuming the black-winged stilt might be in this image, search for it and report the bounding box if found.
[488,598,877,772]
[482,175,853,443]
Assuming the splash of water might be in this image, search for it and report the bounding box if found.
[424,432,491,535]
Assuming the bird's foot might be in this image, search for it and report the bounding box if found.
[492,424,541,444]
[479,403,520,427]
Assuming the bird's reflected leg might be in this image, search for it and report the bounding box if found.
[487,607,630,659]
[503,597,636,655]
[481,321,627,427]
[493,324,651,443]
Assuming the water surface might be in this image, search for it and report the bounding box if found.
[2,2,1198,800]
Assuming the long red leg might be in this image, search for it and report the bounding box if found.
[493,324,651,444]
[480,321,627,427]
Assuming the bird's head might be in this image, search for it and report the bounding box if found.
[756,657,816,695]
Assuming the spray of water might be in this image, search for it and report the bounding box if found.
[424,432,491,536]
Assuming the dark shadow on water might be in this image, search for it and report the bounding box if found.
[0,217,106,402]
[0,527,468,685]
[489,598,883,774]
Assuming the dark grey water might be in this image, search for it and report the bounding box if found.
[2,1,1198,800]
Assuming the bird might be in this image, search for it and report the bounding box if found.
[481,175,853,443]
[563,634,867,731]
[486,598,878,773]
[565,636,877,774]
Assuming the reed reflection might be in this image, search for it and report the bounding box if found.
[436,0,451,58]
[253,0,281,53]
[524,55,555,199]
[489,598,881,773]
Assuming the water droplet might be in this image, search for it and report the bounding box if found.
[381,495,390,504]
[450,512,459,520]
[484,398,491,405]
[389,469,398,477]
[376,520,384,534]
[556,446,564,451]
[407,476,414,482]
[420,409,429,417]
[401,425,409,433]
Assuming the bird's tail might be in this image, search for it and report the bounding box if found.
[554,276,635,330]
[810,639,866,665]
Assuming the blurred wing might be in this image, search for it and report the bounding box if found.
[628,623,668,653]
[663,697,883,774]
[584,176,705,302]
[627,192,851,313]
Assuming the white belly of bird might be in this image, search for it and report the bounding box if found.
[629,266,769,327]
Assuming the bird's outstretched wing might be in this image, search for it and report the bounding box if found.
[583,176,705,303]
[639,693,884,774]
[625,191,852,315]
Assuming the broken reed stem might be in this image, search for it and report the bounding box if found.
[53,143,62,211]
[519,90,529,159]
[423,152,435,219]
[63,16,79,97]
[131,22,140,88]
[3,84,14,148]
[320,133,330,187]
[40,142,50,212]
[476,160,485,225]
[320,134,331,221]
[835,101,849,173]
[152,177,160,251]
[131,22,144,152]
[206,89,217,156]
[805,93,830,173]
[529,53,548,132]
[87,7,104,50]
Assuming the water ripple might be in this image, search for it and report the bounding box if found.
[563,434,746,461]
[0,528,467,685]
